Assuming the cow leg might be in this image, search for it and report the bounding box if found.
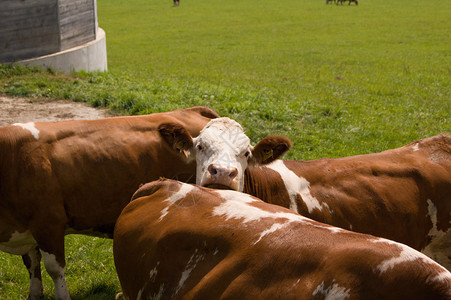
[32,218,70,300]
[41,250,70,300]
[22,247,44,300]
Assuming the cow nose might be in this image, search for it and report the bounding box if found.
[208,164,238,179]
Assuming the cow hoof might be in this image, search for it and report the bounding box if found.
[27,293,44,300]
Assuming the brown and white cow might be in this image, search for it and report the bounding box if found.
[0,106,218,300]
[114,179,451,300]
[159,117,451,269]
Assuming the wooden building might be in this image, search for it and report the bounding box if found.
[0,0,100,63]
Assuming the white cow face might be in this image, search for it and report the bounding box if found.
[193,118,252,191]
[159,117,292,192]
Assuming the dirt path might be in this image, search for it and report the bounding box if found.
[0,96,112,126]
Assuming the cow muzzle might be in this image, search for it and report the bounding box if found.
[202,164,239,190]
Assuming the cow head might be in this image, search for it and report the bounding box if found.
[159,117,291,191]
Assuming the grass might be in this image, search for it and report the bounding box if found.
[0,0,450,298]
[0,236,117,299]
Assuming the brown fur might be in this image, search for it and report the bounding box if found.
[244,134,451,269]
[0,106,219,299]
[114,179,451,300]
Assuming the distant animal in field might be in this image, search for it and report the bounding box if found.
[337,0,359,5]
[174,0,180,6]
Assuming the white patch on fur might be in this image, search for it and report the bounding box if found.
[214,189,258,204]
[327,226,345,234]
[29,275,43,299]
[0,230,37,255]
[214,189,305,224]
[137,262,162,300]
[422,199,451,271]
[254,223,288,244]
[27,248,44,299]
[429,270,451,284]
[158,183,196,221]
[159,207,170,222]
[149,265,158,282]
[312,281,350,300]
[371,238,448,275]
[13,122,40,140]
[213,189,343,243]
[426,199,447,241]
[40,250,69,300]
[136,289,143,300]
[412,143,420,151]
[266,160,331,214]
[175,249,205,296]
[151,284,165,300]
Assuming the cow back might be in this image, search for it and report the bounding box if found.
[0,106,218,238]
[114,179,451,300]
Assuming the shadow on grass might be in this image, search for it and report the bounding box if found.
[41,283,121,300]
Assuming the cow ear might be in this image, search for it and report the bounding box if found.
[250,136,292,165]
[158,123,194,160]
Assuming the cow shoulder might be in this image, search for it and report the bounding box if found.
[182,106,220,119]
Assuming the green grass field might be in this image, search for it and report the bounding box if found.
[0,0,450,298]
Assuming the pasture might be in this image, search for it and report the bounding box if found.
[0,0,450,298]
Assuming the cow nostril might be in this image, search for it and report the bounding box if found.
[208,164,238,179]
[229,168,238,179]
[208,164,218,176]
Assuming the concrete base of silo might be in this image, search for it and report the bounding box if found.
[19,28,107,73]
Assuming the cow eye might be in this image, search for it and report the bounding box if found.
[197,145,203,151]
[244,151,250,157]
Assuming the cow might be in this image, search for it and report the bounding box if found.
[114,179,451,300]
[0,106,219,300]
[159,117,451,269]
[337,0,358,5]
[173,0,180,6]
